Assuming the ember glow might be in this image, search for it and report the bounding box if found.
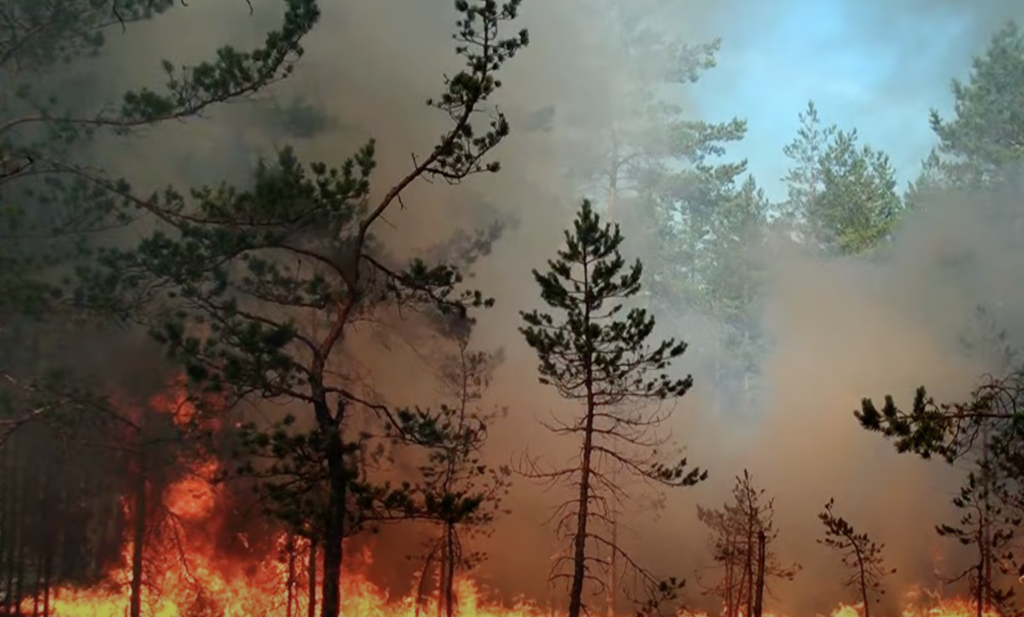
[23,382,1008,617]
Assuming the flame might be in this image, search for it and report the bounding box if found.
[28,380,1017,617]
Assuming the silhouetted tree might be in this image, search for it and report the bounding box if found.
[518,200,706,617]
[818,498,895,617]
[413,335,511,617]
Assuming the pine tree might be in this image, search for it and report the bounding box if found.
[781,102,902,256]
[75,3,529,616]
[812,129,903,255]
[697,471,798,617]
[413,334,511,617]
[818,499,895,617]
[518,199,706,617]
[923,21,1024,190]
[780,100,836,235]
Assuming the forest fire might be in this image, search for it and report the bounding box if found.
[21,381,553,617]
[11,381,1003,617]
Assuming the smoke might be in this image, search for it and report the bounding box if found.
[31,0,1024,614]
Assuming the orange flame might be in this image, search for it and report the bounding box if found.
[31,381,1016,617]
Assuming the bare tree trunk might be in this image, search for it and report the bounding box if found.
[307,541,317,617]
[0,444,13,615]
[128,460,147,617]
[40,541,51,617]
[286,534,297,617]
[753,530,765,617]
[724,548,736,617]
[743,522,754,617]
[443,523,456,617]
[978,428,991,617]
[14,464,28,617]
[319,398,348,617]
[567,400,598,617]
[608,514,618,617]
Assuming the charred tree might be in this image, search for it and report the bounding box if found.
[518,200,706,617]
[818,498,895,617]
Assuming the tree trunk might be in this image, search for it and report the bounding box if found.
[307,541,317,617]
[743,522,754,617]
[567,400,597,617]
[608,515,617,617]
[1,443,13,615]
[128,459,147,617]
[724,547,735,617]
[14,464,28,617]
[319,410,348,617]
[286,534,297,617]
[753,530,765,617]
[443,523,456,617]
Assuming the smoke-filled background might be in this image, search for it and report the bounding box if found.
[11,0,1024,615]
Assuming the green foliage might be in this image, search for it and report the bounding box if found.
[522,200,696,415]
[926,20,1024,189]
[857,309,1024,462]
[812,131,902,255]
[817,498,894,614]
[0,0,322,337]
[781,101,835,227]
[781,101,903,256]
[519,199,704,617]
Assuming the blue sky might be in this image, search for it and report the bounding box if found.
[685,0,985,203]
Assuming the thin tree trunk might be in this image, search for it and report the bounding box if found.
[443,523,456,617]
[753,530,765,617]
[743,521,754,617]
[128,459,147,617]
[1,443,13,615]
[286,534,297,617]
[567,398,597,617]
[14,463,28,617]
[608,515,617,617]
[307,541,317,617]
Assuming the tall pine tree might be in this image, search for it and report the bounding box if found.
[519,199,706,617]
